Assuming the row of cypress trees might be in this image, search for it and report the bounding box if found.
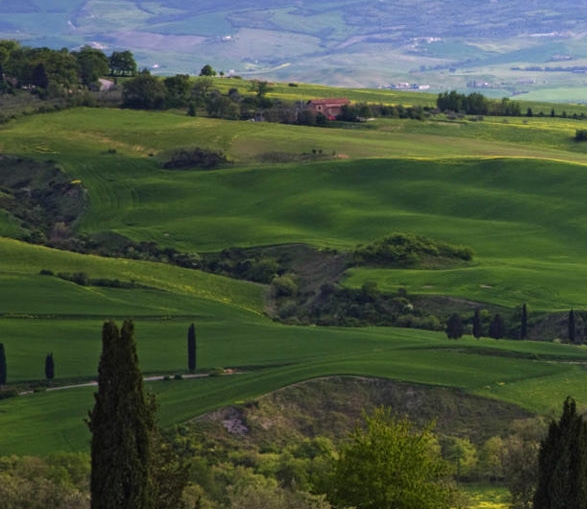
[0,345,56,386]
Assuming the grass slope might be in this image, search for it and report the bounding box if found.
[2,106,587,455]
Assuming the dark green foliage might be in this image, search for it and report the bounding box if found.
[122,71,167,110]
[534,397,587,509]
[187,323,196,373]
[44,352,54,380]
[109,51,137,76]
[88,320,154,509]
[521,303,528,340]
[446,313,464,339]
[575,130,587,142]
[569,309,576,343]
[162,147,230,170]
[472,308,482,339]
[489,314,505,339]
[163,74,191,108]
[199,64,216,77]
[0,343,6,385]
[74,46,109,87]
[354,232,473,268]
[202,248,283,284]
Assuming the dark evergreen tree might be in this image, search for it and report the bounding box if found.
[45,352,54,380]
[187,323,196,373]
[472,308,482,339]
[489,313,505,339]
[569,309,577,343]
[88,320,154,509]
[445,313,463,339]
[534,397,587,509]
[520,303,528,340]
[0,343,5,386]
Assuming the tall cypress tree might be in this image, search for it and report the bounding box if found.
[534,397,587,509]
[569,309,576,344]
[520,303,528,340]
[489,314,505,339]
[45,353,54,380]
[472,308,482,339]
[187,323,196,373]
[0,343,6,386]
[88,320,154,509]
[445,313,463,339]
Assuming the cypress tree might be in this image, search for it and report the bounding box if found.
[489,314,505,339]
[45,353,54,380]
[569,309,576,343]
[472,308,482,339]
[534,397,587,509]
[187,323,196,373]
[520,303,528,340]
[88,320,154,509]
[445,313,463,339]
[0,343,6,386]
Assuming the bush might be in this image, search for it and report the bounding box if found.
[575,129,587,142]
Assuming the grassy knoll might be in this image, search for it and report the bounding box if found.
[4,106,587,459]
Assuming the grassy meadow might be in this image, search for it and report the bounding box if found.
[3,93,587,458]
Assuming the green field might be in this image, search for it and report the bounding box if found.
[3,99,587,457]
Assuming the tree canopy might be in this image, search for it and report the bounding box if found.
[327,407,458,509]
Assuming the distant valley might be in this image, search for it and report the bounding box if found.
[3,0,587,100]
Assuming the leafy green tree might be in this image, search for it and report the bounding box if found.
[188,323,196,373]
[489,313,505,339]
[109,50,137,76]
[87,320,154,509]
[446,313,463,339]
[472,308,482,339]
[569,309,577,343]
[122,71,167,110]
[0,343,5,385]
[44,352,54,380]
[199,64,216,77]
[534,397,587,509]
[327,407,458,509]
[163,74,191,108]
[74,46,109,87]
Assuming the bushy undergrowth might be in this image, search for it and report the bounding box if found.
[354,232,474,268]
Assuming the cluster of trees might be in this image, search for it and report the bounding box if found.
[437,91,522,116]
[0,40,136,97]
[447,305,585,343]
[354,232,473,268]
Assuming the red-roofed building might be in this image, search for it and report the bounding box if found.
[307,98,351,120]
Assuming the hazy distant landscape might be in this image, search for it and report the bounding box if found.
[3,0,587,99]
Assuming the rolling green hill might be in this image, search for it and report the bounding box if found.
[3,94,587,458]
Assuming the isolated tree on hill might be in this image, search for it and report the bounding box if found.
[534,397,587,509]
[187,323,196,373]
[520,303,528,340]
[489,313,505,339]
[472,308,482,339]
[446,313,464,339]
[199,64,216,77]
[568,309,576,343]
[87,320,154,509]
[0,343,6,386]
[45,352,54,380]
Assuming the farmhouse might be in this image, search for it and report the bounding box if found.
[307,98,350,120]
